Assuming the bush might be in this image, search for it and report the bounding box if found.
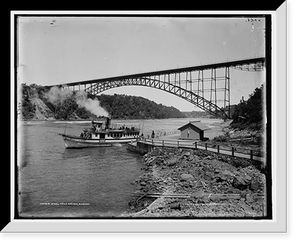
[212,135,228,142]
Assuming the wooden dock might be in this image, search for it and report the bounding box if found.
[128,138,264,162]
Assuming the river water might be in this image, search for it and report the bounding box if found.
[17,117,221,218]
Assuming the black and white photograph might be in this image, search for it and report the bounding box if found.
[15,13,270,220]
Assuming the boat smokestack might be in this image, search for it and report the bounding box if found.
[105,117,111,129]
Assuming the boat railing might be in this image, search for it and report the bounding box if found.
[109,124,140,132]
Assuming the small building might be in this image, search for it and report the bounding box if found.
[178,121,210,141]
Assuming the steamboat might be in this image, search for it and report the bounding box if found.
[60,117,140,149]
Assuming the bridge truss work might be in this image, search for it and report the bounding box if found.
[56,57,265,119]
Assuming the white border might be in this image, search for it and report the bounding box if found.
[4,6,287,233]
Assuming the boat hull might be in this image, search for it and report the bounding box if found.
[60,134,137,149]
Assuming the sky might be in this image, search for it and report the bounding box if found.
[17,15,265,111]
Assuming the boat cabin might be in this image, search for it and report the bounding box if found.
[79,117,140,141]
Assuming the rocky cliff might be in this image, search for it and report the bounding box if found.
[29,97,55,120]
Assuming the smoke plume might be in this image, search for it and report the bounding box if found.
[75,90,109,117]
[44,86,73,106]
[44,86,109,117]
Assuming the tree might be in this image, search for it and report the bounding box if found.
[20,84,35,119]
[231,84,264,130]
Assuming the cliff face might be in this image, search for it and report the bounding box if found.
[29,97,55,120]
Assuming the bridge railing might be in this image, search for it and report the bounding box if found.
[138,137,264,161]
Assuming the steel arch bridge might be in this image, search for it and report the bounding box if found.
[53,57,265,119]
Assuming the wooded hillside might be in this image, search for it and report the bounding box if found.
[19,84,186,120]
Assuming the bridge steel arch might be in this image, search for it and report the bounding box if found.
[83,77,228,119]
[56,57,265,119]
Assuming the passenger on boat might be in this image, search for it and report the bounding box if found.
[81,129,92,139]
[95,125,101,132]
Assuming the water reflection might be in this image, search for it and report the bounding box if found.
[62,147,107,160]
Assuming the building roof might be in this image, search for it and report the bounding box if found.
[178,121,210,131]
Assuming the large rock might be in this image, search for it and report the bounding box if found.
[250,174,266,192]
[214,170,235,183]
[169,202,181,210]
[164,156,179,166]
[180,173,194,181]
[182,151,191,158]
[191,190,206,199]
[232,174,252,190]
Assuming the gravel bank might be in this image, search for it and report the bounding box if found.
[123,147,267,218]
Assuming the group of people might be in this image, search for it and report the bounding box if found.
[80,130,92,139]
[141,130,155,139]
[79,128,157,140]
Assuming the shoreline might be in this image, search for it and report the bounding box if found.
[20,116,220,122]
[122,120,266,218]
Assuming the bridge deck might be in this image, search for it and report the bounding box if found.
[53,57,265,87]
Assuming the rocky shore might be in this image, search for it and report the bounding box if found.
[123,147,266,218]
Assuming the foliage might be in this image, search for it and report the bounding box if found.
[20,84,186,120]
[20,84,36,119]
[230,84,264,130]
[212,134,228,142]
[96,94,185,119]
[53,97,78,120]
